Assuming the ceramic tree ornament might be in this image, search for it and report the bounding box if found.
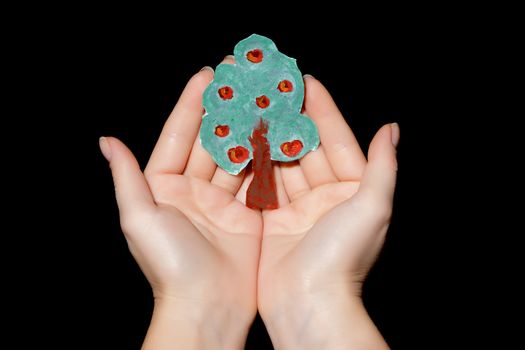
[200,34,319,210]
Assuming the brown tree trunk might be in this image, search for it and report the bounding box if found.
[246,119,278,210]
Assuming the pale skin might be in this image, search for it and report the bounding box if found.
[99,56,399,349]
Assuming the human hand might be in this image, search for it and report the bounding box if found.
[99,60,262,349]
[258,76,398,349]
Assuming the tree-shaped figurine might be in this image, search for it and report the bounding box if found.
[200,34,319,209]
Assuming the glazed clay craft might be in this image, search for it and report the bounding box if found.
[200,34,319,209]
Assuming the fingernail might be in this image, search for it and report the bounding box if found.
[390,123,400,147]
[303,74,315,80]
[99,137,112,161]
[224,55,235,60]
[200,66,213,72]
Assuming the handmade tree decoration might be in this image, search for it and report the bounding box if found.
[200,34,319,210]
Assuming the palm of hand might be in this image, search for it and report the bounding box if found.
[259,176,364,306]
[138,173,262,308]
[257,78,397,313]
[106,66,263,316]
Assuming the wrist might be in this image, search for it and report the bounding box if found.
[260,290,389,350]
[143,294,254,350]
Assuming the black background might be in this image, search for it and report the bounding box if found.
[27,15,483,349]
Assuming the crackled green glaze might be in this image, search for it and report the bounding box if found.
[200,34,319,175]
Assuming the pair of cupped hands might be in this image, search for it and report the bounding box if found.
[99,57,398,349]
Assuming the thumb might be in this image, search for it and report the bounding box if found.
[358,123,399,213]
[99,137,155,220]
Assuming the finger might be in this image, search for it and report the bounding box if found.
[358,123,399,215]
[280,160,310,201]
[235,168,254,204]
[182,136,217,180]
[222,55,235,64]
[303,76,367,181]
[145,67,214,177]
[210,160,246,197]
[211,168,245,195]
[232,163,290,208]
[183,56,236,180]
[299,145,338,188]
[273,162,290,207]
[100,137,155,219]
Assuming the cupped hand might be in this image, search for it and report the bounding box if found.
[258,76,398,348]
[100,59,261,347]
